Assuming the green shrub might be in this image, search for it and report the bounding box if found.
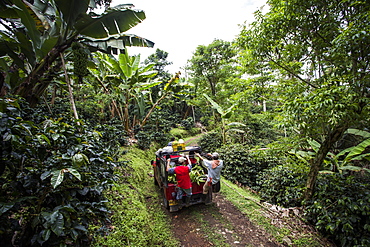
[0,97,121,246]
[304,174,370,247]
[136,130,152,150]
[180,117,194,130]
[256,165,307,207]
[199,131,222,153]
[217,144,279,188]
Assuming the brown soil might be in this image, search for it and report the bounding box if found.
[167,193,283,247]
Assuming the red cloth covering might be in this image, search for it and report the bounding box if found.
[173,165,191,189]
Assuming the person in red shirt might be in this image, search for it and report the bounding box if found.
[166,155,192,205]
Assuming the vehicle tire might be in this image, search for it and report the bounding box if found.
[153,167,159,186]
[163,195,169,209]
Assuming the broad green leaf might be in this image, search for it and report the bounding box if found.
[138,80,161,91]
[11,0,41,49]
[132,54,140,71]
[75,7,146,39]
[0,202,15,215]
[36,134,51,145]
[345,138,370,161]
[340,165,363,171]
[41,171,52,180]
[308,139,321,152]
[203,93,224,115]
[66,168,82,180]
[41,229,51,242]
[50,211,64,236]
[51,169,64,189]
[83,34,154,52]
[345,128,370,138]
[119,52,131,78]
[72,153,89,166]
[55,0,89,30]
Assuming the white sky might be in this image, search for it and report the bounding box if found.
[111,0,268,74]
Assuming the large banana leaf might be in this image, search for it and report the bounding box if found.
[55,0,89,29]
[75,6,146,39]
[345,128,370,138]
[83,34,154,54]
[345,138,370,162]
[203,93,236,118]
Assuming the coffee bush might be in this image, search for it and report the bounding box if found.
[304,174,370,247]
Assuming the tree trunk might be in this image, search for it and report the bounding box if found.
[14,44,70,107]
[304,124,348,200]
[60,54,79,123]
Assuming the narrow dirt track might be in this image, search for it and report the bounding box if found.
[167,193,282,247]
[161,136,282,246]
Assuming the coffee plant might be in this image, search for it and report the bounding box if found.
[304,174,370,247]
[256,165,307,207]
[0,97,123,246]
[217,144,280,188]
[199,131,223,153]
[180,117,194,130]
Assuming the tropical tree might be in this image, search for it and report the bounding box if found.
[188,39,238,97]
[0,0,154,106]
[144,48,172,82]
[144,49,172,102]
[236,0,370,199]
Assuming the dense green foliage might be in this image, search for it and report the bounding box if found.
[256,165,307,207]
[1,0,370,246]
[305,174,370,247]
[217,145,279,188]
[0,97,123,246]
[198,131,223,153]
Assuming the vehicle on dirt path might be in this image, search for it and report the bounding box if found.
[152,145,214,212]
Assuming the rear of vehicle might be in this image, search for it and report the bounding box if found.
[152,146,212,212]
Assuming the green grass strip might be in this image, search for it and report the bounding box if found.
[93,146,179,247]
[220,179,324,247]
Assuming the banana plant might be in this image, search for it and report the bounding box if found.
[203,93,237,144]
[290,129,370,174]
[0,0,154,106]
[92,51,160,132]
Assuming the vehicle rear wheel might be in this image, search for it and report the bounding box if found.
[153,167,159,186]
[163,196,169,209]
[162,189,169,209]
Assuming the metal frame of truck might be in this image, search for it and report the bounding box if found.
[152,146,212,212]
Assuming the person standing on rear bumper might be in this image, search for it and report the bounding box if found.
[166,155,192,202]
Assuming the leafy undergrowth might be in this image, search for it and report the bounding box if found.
[220,179,333,247]
[93,146,179,247]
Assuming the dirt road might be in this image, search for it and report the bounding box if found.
[167,193,282,247]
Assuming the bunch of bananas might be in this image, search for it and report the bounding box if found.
[72,42,89,79]
[190,165,207,185]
